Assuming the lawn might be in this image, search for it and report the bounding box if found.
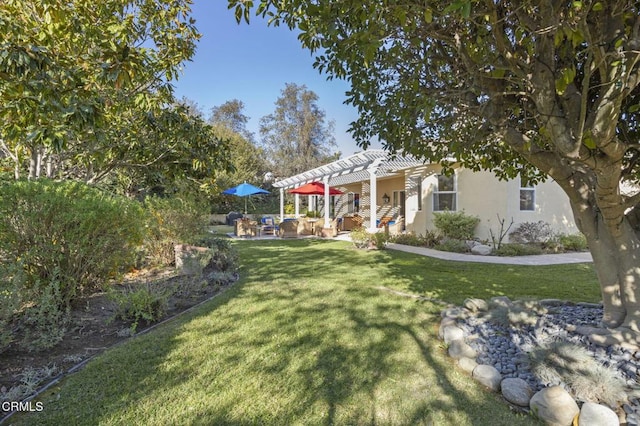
[13,239,600,425]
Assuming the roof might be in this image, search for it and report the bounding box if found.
[273,149,428,190]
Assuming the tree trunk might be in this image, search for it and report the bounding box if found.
[573,205,640,334]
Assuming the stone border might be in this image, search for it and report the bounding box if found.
[439,298,622,426]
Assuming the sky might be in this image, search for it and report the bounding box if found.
[172,0,381,157]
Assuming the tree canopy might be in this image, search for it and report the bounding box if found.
[230,0,640,341]
[259,82,338,177]
[0,0,230,195]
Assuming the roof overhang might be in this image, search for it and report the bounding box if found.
[273,149,429,190]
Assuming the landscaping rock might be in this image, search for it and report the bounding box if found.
[471,244,493,255]
[490,296,513,308]
[443,325,465,344]
[448,340,478,359]
[463,298,489,312]
[529,386,579,426]
[441,306,468,319]
[501,378,533,407]
[457,357,478,374]
[438,317,458,339]
[472,364,502,392]
[578,402,619,426]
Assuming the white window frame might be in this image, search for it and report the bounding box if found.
[433,174,457,211]
[519,178,536,211]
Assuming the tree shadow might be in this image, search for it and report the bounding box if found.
[17,239,540,425]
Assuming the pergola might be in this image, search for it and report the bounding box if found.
[272,149,427,230]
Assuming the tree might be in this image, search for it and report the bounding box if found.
[259,83,337,177]
[231,0,640,342]
[0,0,230,193]
[209,99,255,142]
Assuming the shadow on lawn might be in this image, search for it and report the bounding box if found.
[17,239,535,425]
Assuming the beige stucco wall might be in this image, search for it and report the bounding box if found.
[417,168,577,241]
[329,166,577,241]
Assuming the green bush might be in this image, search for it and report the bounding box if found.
[370,232,388,249]
[20,276,70,352]
[350,227,370,249]
[0,179,145,306]
[509,221,553,244]
[108,283,171,333]
[493,243,543,256]
[192,234,239,274]
[390,230,441,247]
[0,271,20,353]
[142,196,209,267]
[433,211,480,240]
[558,233,588,251]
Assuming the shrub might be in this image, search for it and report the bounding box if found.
[350,227,370,249]
[20,277,70,352]
[527,341,627,407]
[493,243,543,256]
[558,233,588,251]
[370,232,388,249]
[0,271,20,353]
[510,221,553,244]
[390,230,441,247]
[191,235,239,274]
[142,196,210,267]
[108,282,171,333]
[0,179,145,306]
[433,211,480,240]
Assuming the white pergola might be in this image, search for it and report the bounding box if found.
[272,149,426,230]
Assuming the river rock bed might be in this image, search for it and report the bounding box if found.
[450,299,640,425]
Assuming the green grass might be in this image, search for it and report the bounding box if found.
[14,239,599,425]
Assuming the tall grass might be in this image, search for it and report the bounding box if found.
[13,239,599,425]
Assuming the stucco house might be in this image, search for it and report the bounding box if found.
[272,149,577,241]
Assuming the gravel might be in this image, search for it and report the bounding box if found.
[456,302,640,424]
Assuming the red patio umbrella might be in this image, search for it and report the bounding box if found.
[288,181,344,195]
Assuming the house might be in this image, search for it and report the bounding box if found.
[272,149,577,241]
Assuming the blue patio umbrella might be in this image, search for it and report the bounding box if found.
[222,182,269,214]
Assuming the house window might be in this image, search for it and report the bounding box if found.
[347,192,360,213]
[433,174,456,211]
[520,179,535,211]
[417,179,423,211]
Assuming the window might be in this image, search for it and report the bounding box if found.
[520,179,535,211]
[347,192,360,213]
[433,174,456,211]
[417,179,423,211]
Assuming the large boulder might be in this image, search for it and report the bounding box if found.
[501,378,533,407]
[471,244,493,255]
[457,357,478,374]
[463,298,489,312]
[578,402,619,426]
[472,364,502,392]
[442,325,465,344]
[448,340,478,360]
[530,386,579,426]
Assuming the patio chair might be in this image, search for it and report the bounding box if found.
[278,220,299,238]
[313,218,338,237]
[386,216,405,235]
[341,214,363,231]
[260,216,277,236]
[297,218,315,236]
[235,218,257,237]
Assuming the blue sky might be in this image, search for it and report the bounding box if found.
[173,0,380,157]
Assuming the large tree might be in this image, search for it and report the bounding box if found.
[0,0,229,192]
[259,82,338,177]
[232,0,640,343]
